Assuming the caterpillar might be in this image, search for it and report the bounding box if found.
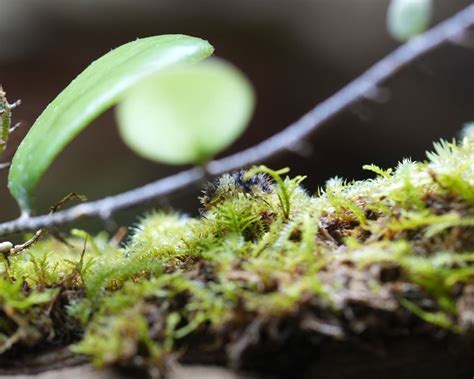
[199,169,273,210]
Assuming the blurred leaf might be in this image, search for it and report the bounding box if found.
[9,35,214,213]
[116,59,255,165]
[387,0,432,42]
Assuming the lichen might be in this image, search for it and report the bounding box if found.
[1,131,473,375]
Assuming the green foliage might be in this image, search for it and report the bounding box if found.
[363,164,393,179]
[116,59,255,165]
[8,35,214,213]
[0,277,59,354]
[245,166,306,219]
[72,279,167,367]
[214,202,261,235]
[427,138,474,205]
[1,133,474,374]
[325,177,368,227]
[0,279,57,312]
[387,0,433,41]
[400,299,459,331]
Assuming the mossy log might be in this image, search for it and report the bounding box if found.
[1,132,474,377]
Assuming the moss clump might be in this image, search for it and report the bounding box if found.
[1,132,474,375]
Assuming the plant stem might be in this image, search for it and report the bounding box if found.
[0,4,473,236]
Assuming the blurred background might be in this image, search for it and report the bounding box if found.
[0,0,473,231]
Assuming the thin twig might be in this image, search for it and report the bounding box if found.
[0,4,473,236]
[8,229,45,256]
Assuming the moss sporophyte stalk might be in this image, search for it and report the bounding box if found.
[0,132,473,373]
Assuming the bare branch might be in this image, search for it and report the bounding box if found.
[0,4,473,236]
[207,5,474,174]
[0,86,21,157]
[0,167,205,235]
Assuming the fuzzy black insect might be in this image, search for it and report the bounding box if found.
[199,169,273,209]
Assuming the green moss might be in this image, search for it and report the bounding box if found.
[1,131,474,373]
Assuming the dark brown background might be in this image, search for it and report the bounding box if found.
[0,0,473,231]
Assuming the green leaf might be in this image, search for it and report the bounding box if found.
[116,58,255,165]
[8,35,214,213]
[387,0,433,42]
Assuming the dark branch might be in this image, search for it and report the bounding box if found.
[0,4,473,236]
